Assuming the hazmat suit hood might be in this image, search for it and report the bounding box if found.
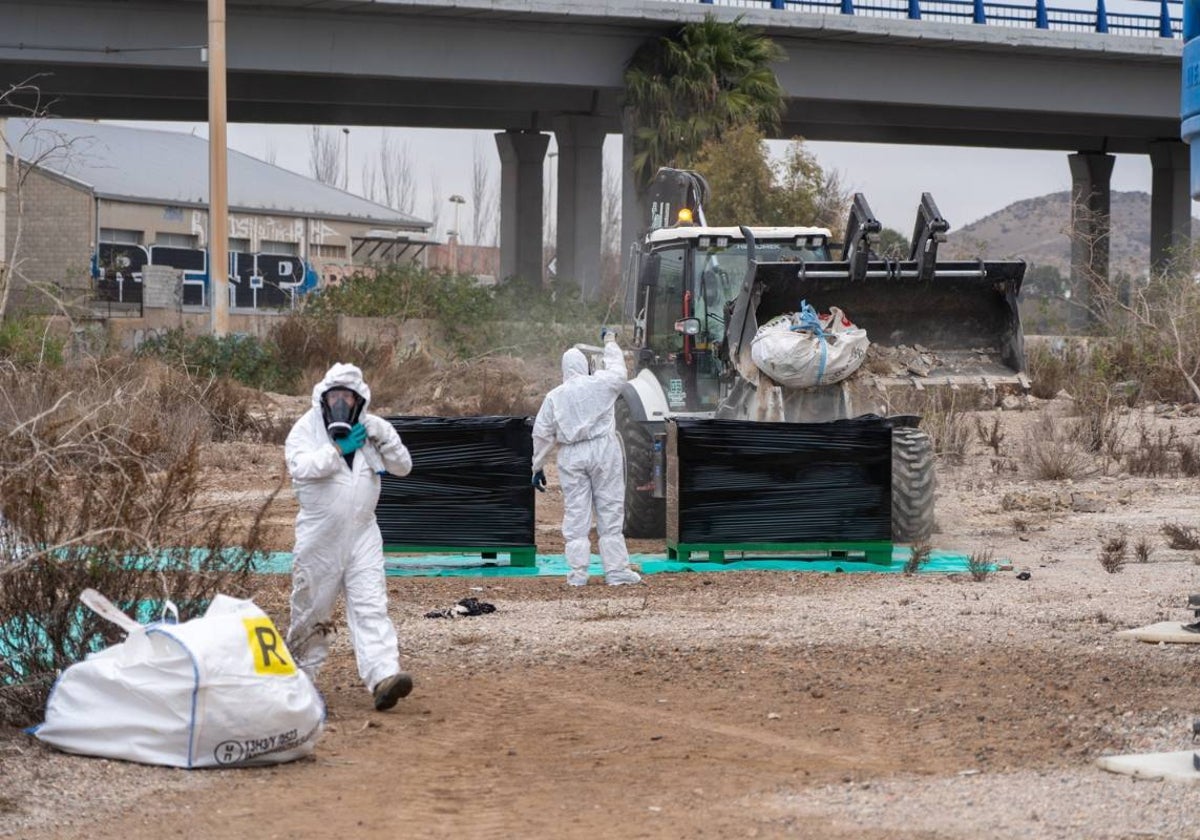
[561,348,588,382]
[312,363,371,441]
[311,363,372,411]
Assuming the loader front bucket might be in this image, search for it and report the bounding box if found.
[728,258,1027,387]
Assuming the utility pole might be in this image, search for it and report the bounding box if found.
[208,0,229,336]
[0,118,7,305]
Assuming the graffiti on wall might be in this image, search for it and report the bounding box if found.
[93,244,318,309]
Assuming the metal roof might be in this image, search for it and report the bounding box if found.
[6,118,430,229]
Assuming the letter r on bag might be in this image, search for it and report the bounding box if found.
[243,617,297,675]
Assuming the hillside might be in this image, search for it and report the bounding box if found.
[942,190,1198,276]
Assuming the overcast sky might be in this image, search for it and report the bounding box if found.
[114,121,1192,243]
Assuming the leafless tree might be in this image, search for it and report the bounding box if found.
[470,138,495,247]
[812,168,851,240]
[262,140,278,166]
[1067,194,1200,403]
[380,133,417,216]
[308,126,341,187]
[600,163,623,301]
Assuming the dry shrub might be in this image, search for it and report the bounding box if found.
[393,356,546,418]
[1125,423,1178,477]
[1068,379,1124,462]
[967,548,993,582]
[889,389,972,463]
[1099,534,1127,573]
[1134,537,1153,563]
[973,414,1005,455]
[0,361,271,726]
[1025,339,1090,400]
[1162,523,1200,550]
[269,314,369,374]
[1022,413,1093,480]
[364,353,438,415]
[903,541,931,576]
[1178,439,1200,477]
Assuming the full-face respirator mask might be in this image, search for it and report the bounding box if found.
[321,387,364,440]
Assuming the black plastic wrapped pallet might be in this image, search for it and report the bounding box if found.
[376,416,534,548]
[667,416,892,545]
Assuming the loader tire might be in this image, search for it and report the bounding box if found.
[892,427,935,543]
[616,398,665,539]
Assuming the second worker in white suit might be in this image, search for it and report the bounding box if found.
[532,330,643,587]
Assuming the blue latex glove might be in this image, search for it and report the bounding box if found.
[335,422,367,455]
[600,327,616,343]
[532,469,547,492]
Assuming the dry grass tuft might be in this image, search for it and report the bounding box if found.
[1162,523,1200,550]
[1134,537,1153,563]
[1022,414,1093,480]
[973,414,1005,455]
[1099,534,1127,573]
[903,541,932,576]
[966,549,993,582]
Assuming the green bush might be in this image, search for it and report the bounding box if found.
[135,329,297,393]
[0,317,65,368]
[300,264,609,356]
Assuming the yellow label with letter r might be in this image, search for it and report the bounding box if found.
[243,617,297,675]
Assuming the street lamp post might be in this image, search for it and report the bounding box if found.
[342,127,350,191]
[449,194,466,274]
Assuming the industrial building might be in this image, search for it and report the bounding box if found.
[2,119,433,316]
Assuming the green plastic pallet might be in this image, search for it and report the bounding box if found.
[382,545,537,568]
[666,540,893,565]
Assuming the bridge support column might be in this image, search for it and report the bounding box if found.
[1148,140,1191,277]
[553,116,606,301]
[495,129,550,285]
[1067,152,1115,330]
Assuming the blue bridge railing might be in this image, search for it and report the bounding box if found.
[699,0,1182,37]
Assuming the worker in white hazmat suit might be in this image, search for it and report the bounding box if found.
[532,329,643,587]
[284,362,415,711]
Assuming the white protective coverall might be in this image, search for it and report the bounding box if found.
[532,336,641,586]
[284,363,413,693]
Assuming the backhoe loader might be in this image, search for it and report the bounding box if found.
[614,168,1028,542]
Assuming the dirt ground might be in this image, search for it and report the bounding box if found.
[7,381,1200,839]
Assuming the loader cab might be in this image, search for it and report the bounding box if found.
[634,227,832,413]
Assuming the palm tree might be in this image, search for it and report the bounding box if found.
[624,15,786,194]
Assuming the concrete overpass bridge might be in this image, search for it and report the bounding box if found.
[0,0,1187,300]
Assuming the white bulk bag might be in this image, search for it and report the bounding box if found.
[751,302,869,388]
[33,590,324,768]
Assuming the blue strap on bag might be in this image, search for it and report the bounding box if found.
[791,300,828,385]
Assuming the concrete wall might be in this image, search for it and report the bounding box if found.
[105,307,292,352]
[4,164,94,314]
[95,310,448,361]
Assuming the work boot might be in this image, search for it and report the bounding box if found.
[606,569,643,586]
[372,672,413,711]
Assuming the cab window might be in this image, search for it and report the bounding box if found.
[647,246,687,356]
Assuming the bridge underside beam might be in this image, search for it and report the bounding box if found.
[0,61,1177,156]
